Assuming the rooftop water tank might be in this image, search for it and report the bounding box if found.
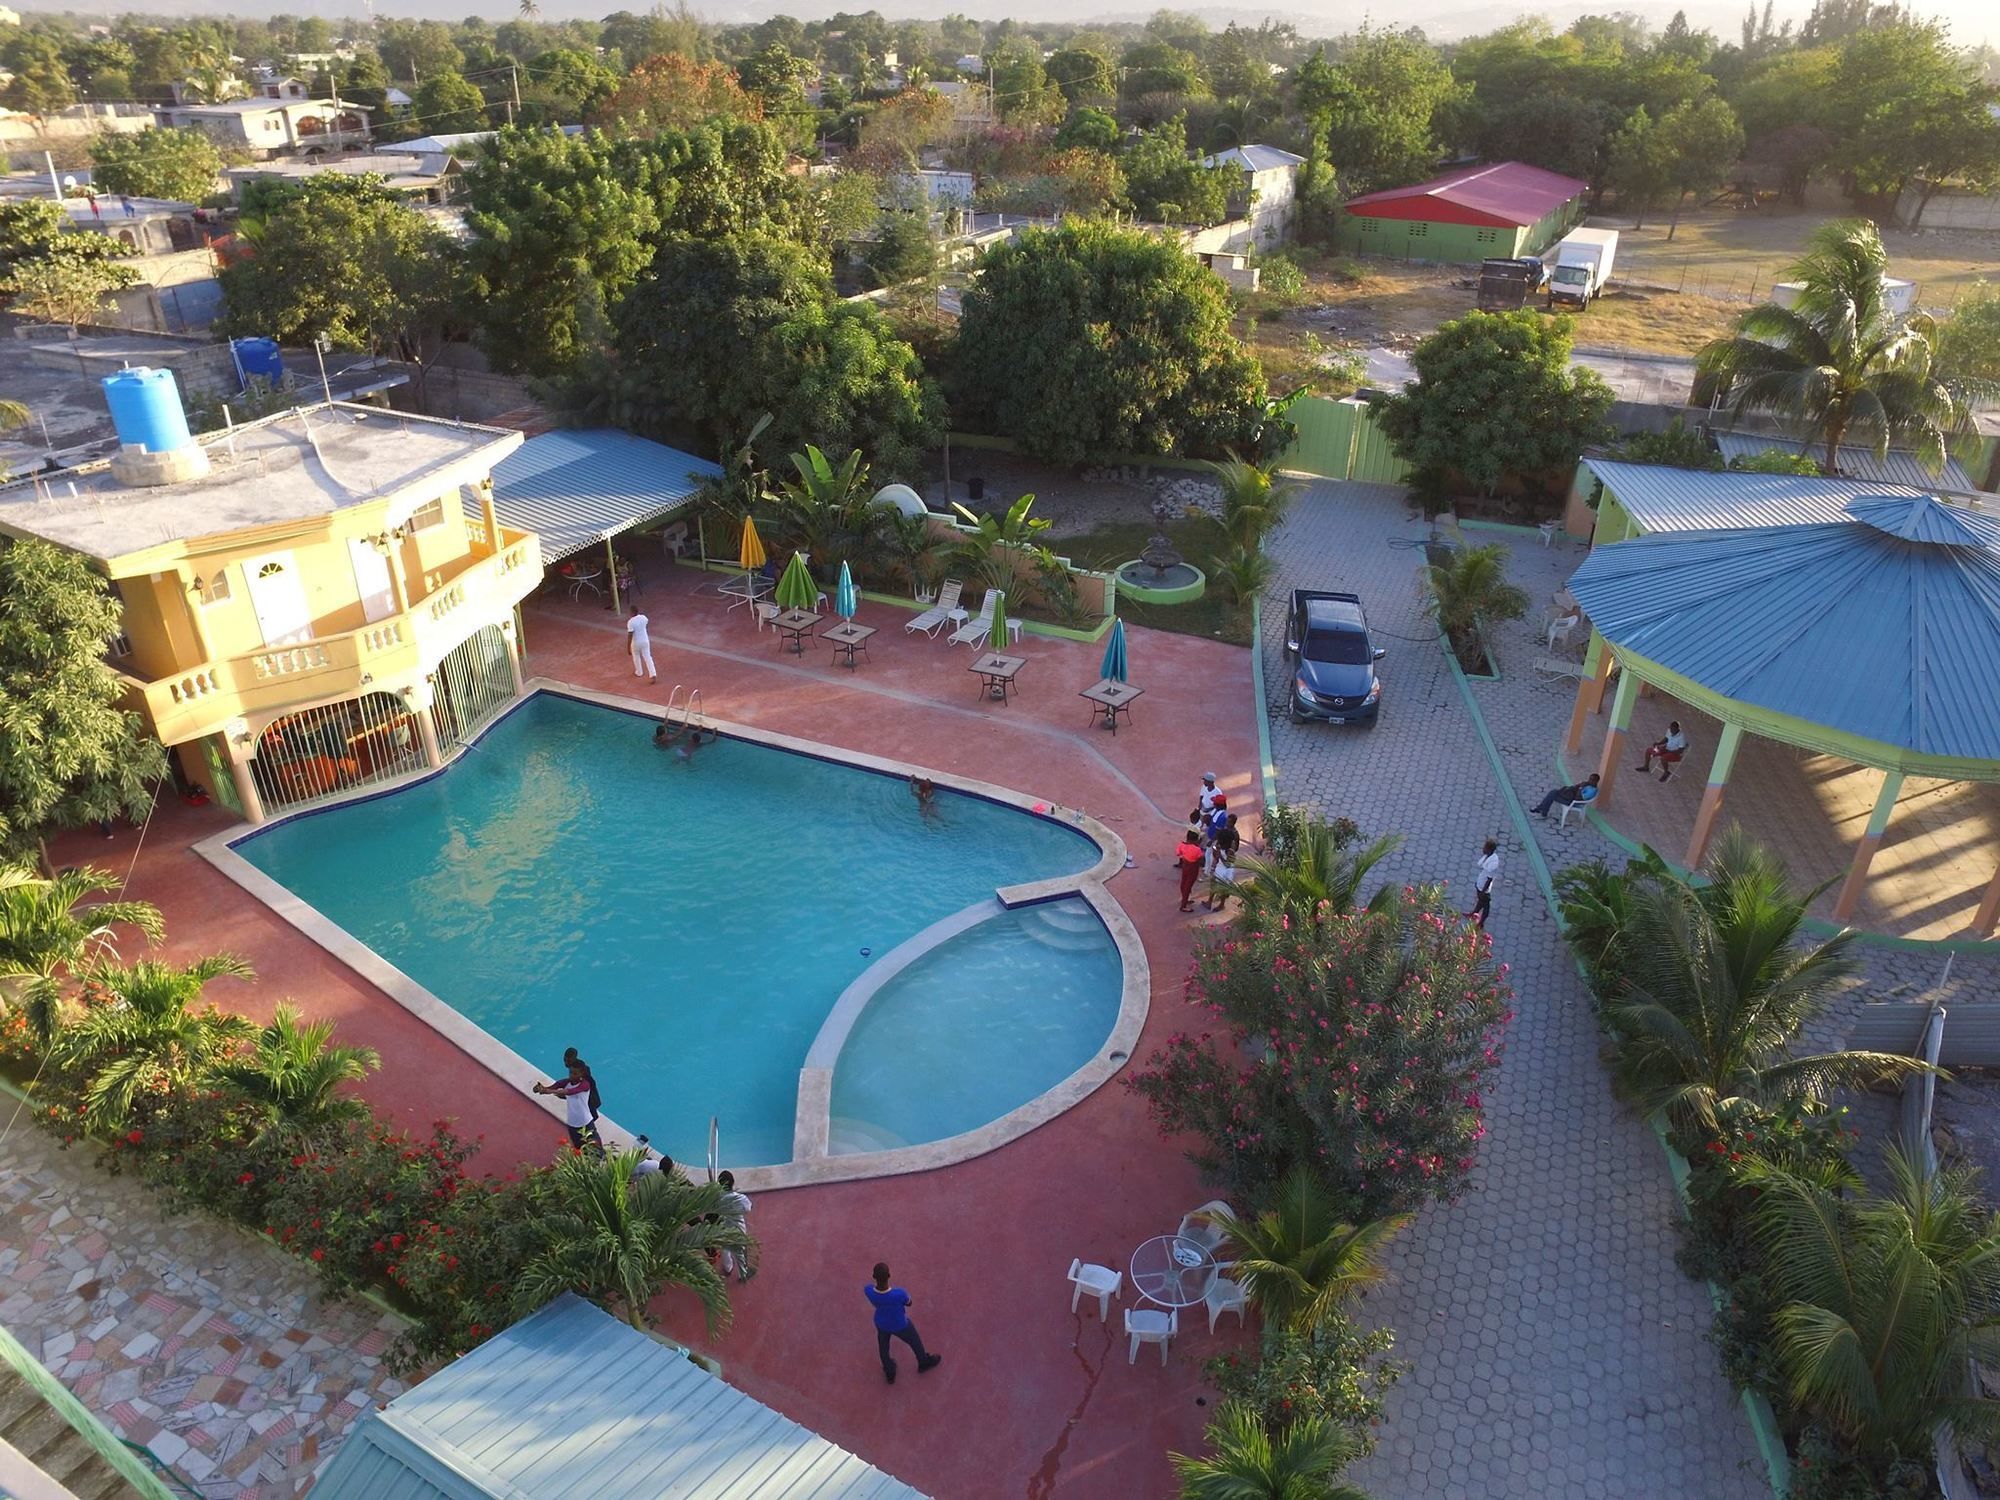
[871,483,928,518]
[102,367,210,487]
[232,337,283,388]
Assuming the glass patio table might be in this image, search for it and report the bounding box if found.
[1130,1234,1217,1309]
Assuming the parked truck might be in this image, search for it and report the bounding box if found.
[1545,228,1619,310]
[1476,257,1549,311]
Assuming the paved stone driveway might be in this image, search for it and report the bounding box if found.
[1260,480,1769,1499]
[0,1126,406,1498]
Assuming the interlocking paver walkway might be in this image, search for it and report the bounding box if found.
[1260,481,1768,1499]
[0,1125,406,1498]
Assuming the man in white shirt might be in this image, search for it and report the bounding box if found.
[1197,773,1221,816]
[1467,839,1500,930]
[716,1170,754,1282]
[1638,720,1689,782]
[626,610,657,683]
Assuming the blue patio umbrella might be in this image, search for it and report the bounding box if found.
[835,559,858,620]
[1100,617,1129,683]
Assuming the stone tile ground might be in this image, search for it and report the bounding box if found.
[1262,482,1769,1499]
[0,1126,405,1498]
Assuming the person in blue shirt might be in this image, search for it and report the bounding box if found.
[864,1262,942,1384]
[1533,773,1601,819]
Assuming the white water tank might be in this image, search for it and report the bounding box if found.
[871,483,928,518]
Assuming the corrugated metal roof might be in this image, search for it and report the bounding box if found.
[1584,458,1944,531]
[492,429,722,563]
[1709,430,1976,491]
[314,1296,928,1500]
[1203,145,1305,173]
[1342,161,1589,225]
[1568,499,2000,766]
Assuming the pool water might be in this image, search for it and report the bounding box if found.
[235,693,1117,1166]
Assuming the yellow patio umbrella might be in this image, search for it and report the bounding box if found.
[738,515,767,607]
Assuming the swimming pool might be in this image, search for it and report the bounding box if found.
[229,691,1132,1171]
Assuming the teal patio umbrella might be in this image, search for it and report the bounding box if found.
[835,559,858,620]
[988,589,1008,651]
[774,551,818,611]
[1101,617,1129,682]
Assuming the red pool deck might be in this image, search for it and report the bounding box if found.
[53,560,1264,1498]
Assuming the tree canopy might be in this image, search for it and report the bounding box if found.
[88,128,224,203]
[1120,116,1233,225]
[1377,311,1616,495]
[408,69,489,136]
[954,220,1267,465]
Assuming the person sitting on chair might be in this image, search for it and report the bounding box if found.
[1637,722,1689,782]
[1533,772,1600,818]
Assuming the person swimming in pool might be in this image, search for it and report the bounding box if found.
[677,724,716,763]
[909,775,938,816]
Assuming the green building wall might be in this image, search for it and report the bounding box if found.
[1336,189,1589,264]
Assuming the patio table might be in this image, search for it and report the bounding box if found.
[969,651,1026,702]
[822,620,876,669]
[1079,678,1143,734]
[718,573,773,611]
[1129,1234,1217,1309]
[773,609,822,655]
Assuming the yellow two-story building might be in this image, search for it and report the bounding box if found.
[0,371,541,822]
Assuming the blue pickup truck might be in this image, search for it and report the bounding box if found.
[1284,589,1386,726]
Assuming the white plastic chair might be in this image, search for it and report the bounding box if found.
[1556,797,1594,829]
[660,522,689,560]
[948,589,998,648]
[1177,1201,1236,1256]
[1125,1306,1176,1365]
[1204,1267,1249,1334]
[1067,1259,1123,1321]
[1538,519,1560,548]
[1545,612,1581,651]
[904,579,964,637]
[753,601,781,632]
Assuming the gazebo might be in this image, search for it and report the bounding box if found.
[1564,492,2000,935]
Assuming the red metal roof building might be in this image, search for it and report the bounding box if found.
[1337,161,1591,262]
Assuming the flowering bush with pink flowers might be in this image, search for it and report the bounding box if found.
[1126,885,1514,1216]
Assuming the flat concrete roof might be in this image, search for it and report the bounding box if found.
[0,403,520,568]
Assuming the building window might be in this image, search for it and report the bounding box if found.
[109,631,134,659]
[1359,218,1379,234]
[407,498,446,533]
[198,570,232,606]
[257,560,286,579]
[1408,222,1428,238]
[1475,228,1498,243]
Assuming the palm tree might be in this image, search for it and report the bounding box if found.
[1205,1167,1408,1336]
[1606,829,1926,1133]
[0,399,29,432]
[952,492,1051,595]
[1745,1143,2000,1460]
[1207,457,1298,553]
[209,1004,380,1137]
[1421,543,1528,663]
[773,445,874,580]
[513,1150,750,1333]
[1232,828,1403,934]
[0,867,163,1047]
[50,955,254,1131]
[1171,1401,1369,1500]
[1697,219,1963,475]
[519,0,540,15]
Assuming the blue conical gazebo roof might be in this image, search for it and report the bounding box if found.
[1568,495,2000,772]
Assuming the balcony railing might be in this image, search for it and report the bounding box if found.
[131,530,542,745]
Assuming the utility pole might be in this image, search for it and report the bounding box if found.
[511,63,522,125]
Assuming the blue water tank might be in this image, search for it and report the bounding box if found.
[232,337,282,387]
[101,368,194,454]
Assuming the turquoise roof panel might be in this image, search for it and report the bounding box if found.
[1568,513,2000,766]
[1709,430,1976,492]
[1584,458,1936,532]
[314,1296,926,1500]
[492,429,721,563]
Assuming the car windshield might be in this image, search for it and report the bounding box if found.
[1303,628,1370,665]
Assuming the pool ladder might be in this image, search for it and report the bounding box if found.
[662,685,708,735]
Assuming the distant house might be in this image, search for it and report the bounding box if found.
[895,168,975,207]
[253,76,313,101]
[955,53,983,72]
[1201,144,1305,246]
[227,151,462,205]
[156,97,370,156]
[1338,161,1589,261]
[384,86,412,108]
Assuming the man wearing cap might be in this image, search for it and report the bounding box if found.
[1204,793,1230,843]
[1197,773,1222,817]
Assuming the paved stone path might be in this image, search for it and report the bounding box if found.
[1260,481,1769,1499]
[0,1125,405,1498]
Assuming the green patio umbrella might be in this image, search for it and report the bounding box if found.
[988,589,1008,651]
[774,551,818,612]
[835,559,858,620]
[1101,617,1129,682]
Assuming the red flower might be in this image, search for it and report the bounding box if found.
[238,1172,255,1185]
[125,1129,143,1145]
[311,1248,325,1261]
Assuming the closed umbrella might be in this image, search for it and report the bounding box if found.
[835,559,858,620]
[775,551,818,612]
[737,515,767,604]
[1101,616,1129,683]
[988,589,1008,652]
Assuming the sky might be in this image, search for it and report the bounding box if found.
[24,0,1998,48]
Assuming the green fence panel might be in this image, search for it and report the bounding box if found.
[1282,396,1357,478]
[1348,404,1412,485]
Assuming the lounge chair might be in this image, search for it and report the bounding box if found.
[948,589,998,648]
[904,579,964,637]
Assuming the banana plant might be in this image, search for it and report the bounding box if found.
[951,493,1051,594]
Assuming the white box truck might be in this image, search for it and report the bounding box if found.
[1545,228,1619,309]
[1773,276,1917,314]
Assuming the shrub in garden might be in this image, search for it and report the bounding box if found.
[1205,1318,1400,1451]
[1205,1167,1406,1336]
[1126,884,1513,1216]
[1170,1399,1370,1500]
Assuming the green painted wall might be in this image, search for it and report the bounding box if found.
[1337,189,1587,263]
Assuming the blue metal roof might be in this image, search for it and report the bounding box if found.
[1568,496,2000,768]
[492,429,721,563]
[315,1296,926,1500]
[1585,458,1938,532]
[1709,430,1977,492]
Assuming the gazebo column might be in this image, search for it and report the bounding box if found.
[1593,670,1640,807]
[1683,722,1744,870]
[1566,635,1614,754]
[1970,859,2000,938]
[1832,770,1905,924]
